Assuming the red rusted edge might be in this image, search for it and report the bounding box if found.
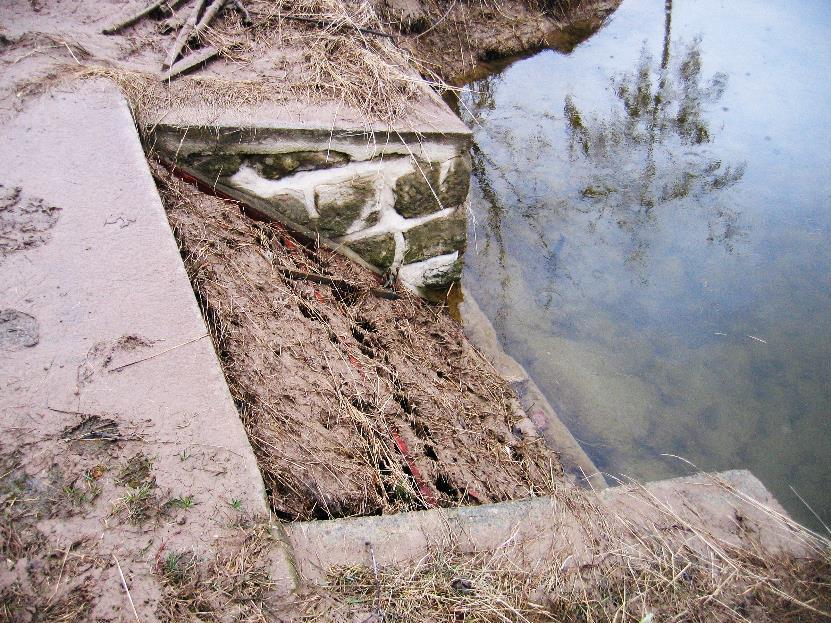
[391,431,438,508]
[160,160,298,249]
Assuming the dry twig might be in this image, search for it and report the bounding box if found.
[164,0,207,68]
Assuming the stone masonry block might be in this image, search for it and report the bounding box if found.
[314,177,376,237]
[346,233,397,270]
[403,210,467,263]
[393,160,442,218]
[439,154,471,209]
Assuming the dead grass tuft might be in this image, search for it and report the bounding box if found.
[110,452,162,524]
[155,524,281,622]
[324,476,831,622]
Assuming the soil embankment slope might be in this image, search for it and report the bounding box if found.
[156,163,562,520]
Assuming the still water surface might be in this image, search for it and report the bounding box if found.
[460,0,831,528]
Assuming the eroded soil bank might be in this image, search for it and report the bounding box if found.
[155,163,562,521]
[374,0,621,84]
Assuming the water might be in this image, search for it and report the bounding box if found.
[460,0,831,529]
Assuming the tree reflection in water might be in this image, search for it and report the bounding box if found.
[467,0,748,288]
[562,0,746,272]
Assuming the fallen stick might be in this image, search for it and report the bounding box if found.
[193,0,228,35]
[108,333,208,372]
[368,542,385,622]
[161,45,220,80]
[230,0,251,25]
[113,555,141,623]
[283,15,395,39]
[164,0,207,68]
[369,287,400,301]
[281,268,399,300]
[103,0,168,35]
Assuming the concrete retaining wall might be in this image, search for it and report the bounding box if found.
[151,125,472,293]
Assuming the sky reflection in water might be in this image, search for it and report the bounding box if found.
[461,0,831,528]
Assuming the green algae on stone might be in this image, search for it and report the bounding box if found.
[183,152,242,179]
[315,177,376,237]
[271,193,311,226]
[420,257,463,290]
[181,151,351,182]
[438,155,471,209]
[248,151,350,180]
[394,161,442,218]
[361,209,382,229]
[403,212,466,263]
[581,185,612,198]
[347,233,397,269]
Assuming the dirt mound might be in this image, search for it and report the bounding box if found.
[373,0,621,83]
[154,162,561,521]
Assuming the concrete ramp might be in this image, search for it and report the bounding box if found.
[0,81,267,522]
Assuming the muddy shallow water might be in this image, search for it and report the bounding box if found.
[460,0,831,528]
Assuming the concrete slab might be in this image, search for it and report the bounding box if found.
[0,80,267,520]
[0,81,296,615]
[285,470,808,583]
[143,82,470,137]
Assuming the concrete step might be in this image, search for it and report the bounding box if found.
[285,469,808,584]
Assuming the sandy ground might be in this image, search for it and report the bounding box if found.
[0,0,620,129]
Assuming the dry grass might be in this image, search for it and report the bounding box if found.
[323,475,831,622]
[22,0,449,127]
[155,523,284,622]
[152,160,560,521]
[203,0,435,119]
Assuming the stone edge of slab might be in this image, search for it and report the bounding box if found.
[283,469,801,584]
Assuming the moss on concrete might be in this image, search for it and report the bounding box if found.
[347,233,397,269]
[403,212,467,263]
[394,161,442,218]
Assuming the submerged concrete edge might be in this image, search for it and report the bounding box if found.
[458,288,608,488]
